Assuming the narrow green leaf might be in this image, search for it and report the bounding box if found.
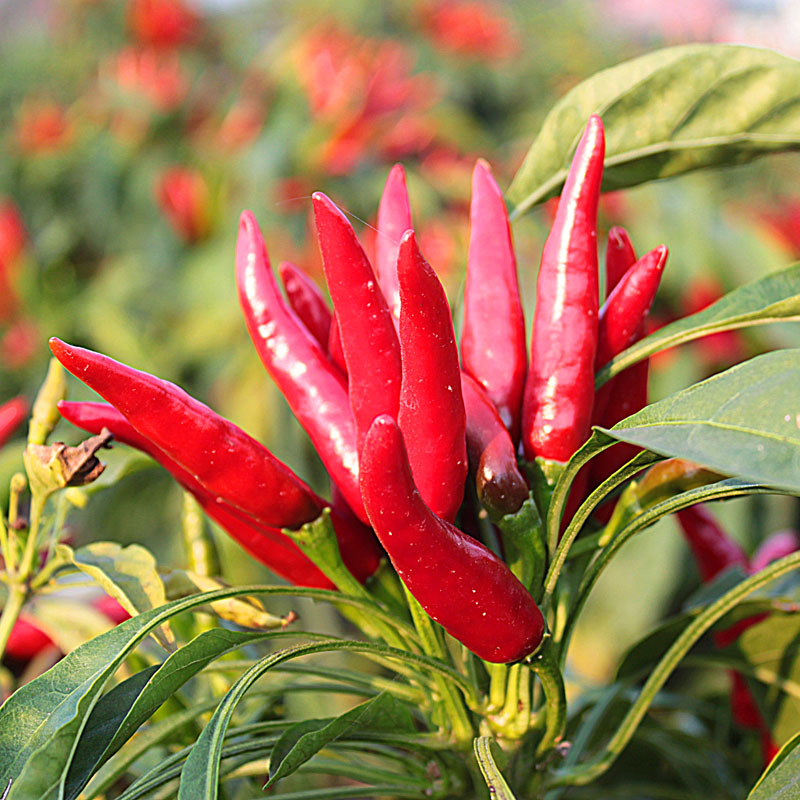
[509,44,800,216]
[747,729,800,799]
[267,693,415,788]
[598,350,800,494]
[473,737,516,800]
[597,264,800,386]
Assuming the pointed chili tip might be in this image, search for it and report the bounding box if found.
[238,209,259,236]
[311,191,351,230]
[386,163,407,184]
[608,226,629,247]
[48,337,67,358]
[398,228,416,248]
[362,413,404,468]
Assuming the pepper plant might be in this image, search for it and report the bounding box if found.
[4,43,800,800]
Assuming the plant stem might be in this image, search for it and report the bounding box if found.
[527,639,567,757]
[0,583,26,659]
[487,663,508,712]
[403,585,474,746]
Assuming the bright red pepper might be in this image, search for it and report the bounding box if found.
[312,192,403,454]
[461,372,528,517]
[327,318,348,376]
[235,211,367,523]
[375,163,412,324]
[0,397,27,448]
[4,616,55,661]
[49,338,327,530]
[604,226,636,299]
[461,159,526,441]
[522,115,605,466]
[396,230,467,522]
[56,400,352,587]
[278,260,332,352]
[360,414,544,663]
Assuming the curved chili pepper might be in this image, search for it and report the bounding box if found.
[278,260,332,351]
[235,211,366,522]
[57,400,380,586]
[604,226,636,299]
[360,414,544,663]
[312,192,403,453]
[461,372,528,517]
[49,338,325,529]
[5,616,55,661]
[327,318,348,377]
[0,396,27,448]
[396,230,467,522]
[522,115,605,466]
[461,159,526,441]
[375,163,412,324]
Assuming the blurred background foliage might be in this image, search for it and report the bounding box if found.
[1,0,800,690]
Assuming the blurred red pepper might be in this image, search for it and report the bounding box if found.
[110,47,188,112]
[128,0,200,49]
[461,159,526,441]
[522,115,605,470]
[360,414,543,663]
[396,230,467,523]
[156,167,212,243]
[0,397,27,449]
[15,100,72,155]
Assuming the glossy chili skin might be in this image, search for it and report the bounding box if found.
[57,400,342,587]
[313,192,403,454]
[375,163,412,324]
[461,159,526,440]
[49,338,328,531]
[604,226,636,299]
[522,115,605,465]
[0,396,27,448]
[360,415,544,663]
[235,211,366,523]
[278,260,332,351]
[396,230,467,523]
[461,372,528,517]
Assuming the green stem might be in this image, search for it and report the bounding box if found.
[403,585,474,746]
[527,639,567,757]
[487,663,508,712]
[0,583,26,660]
[550,551,800,787]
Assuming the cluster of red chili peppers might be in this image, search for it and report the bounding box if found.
[50,115,670,665]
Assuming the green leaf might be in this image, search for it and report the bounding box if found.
[267,692,414,788]
[597,264,800,386]
[64,627,283,800]
[508,44,800,216]
[57,541,176,650]
[473,737,516,800]
[598,350,800,494]
[747,729,800,799]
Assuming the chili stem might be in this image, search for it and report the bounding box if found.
[528,639,567,757]
[402,585,474,746]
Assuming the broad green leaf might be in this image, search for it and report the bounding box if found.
[747,729,800,799]
[267,693,415,788]
[58,541,176,650]
[598,350,800,495]
[509,44,800,216]
[473,737,516,800]
[597,264,800,386]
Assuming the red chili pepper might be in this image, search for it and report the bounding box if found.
[461,159,526,441]
[604,226,636,299]
[56,400,344,587]
[461,372,528,517]
[676,504,748,582]
[5,616,55,661]
[235,211,367,522]
[396,230,467,522]
[312,192,403,453]
[0,396,27,448]
[49,338,328,530]
[375,163,412,324]
[278,260,332,352]
[327,318,348,377]
[359,414,544,663]
[750,529,799,572]
[522,115,605,466]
